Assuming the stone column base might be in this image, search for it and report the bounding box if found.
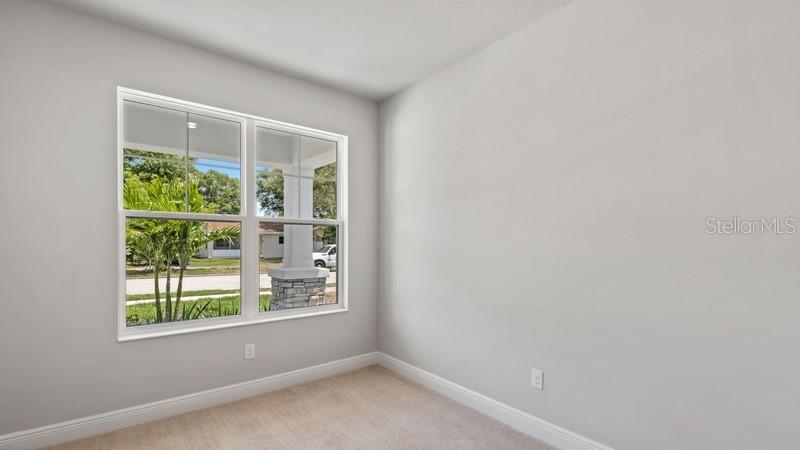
[270,277,328,310]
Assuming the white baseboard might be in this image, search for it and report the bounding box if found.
[1,351,610,450]
[377,352,613,450]
[0,352,379,450]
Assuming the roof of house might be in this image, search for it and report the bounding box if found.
[205,221,284,235]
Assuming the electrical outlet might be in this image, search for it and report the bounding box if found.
[244,343,255,360]
[530,368,543,390]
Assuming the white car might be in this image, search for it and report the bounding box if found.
[313,245,337,269]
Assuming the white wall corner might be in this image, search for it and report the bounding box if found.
[376,352,614,450]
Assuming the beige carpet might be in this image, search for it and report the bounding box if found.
[45,365,555,449]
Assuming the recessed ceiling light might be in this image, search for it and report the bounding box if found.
[187,122,197,129]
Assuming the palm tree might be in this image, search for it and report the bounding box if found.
[125,217,171,322]
[124,177,238,324]
[169,220,237,321]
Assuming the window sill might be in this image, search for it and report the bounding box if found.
[117,304,347,342]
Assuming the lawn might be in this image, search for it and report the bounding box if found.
[126,294,273,327]
[126,258,282,278]
[126,288,245,302]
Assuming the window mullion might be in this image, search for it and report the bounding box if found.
[255,217,341,226]
[122,210,245,222]
[244,119,259,319]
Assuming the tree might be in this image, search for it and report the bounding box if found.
[124,148,241,215]
[256,169,285,216]
[123,149,188,183]
[124,177,238,324]
[256,163,337,219]
[311,164,337,220]
[195,170,240,215]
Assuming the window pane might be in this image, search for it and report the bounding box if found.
[259,223,337,312]
[299,136,337,219]
[123,101,189,212]
[256,127,300,217]
[125,218,241,327]
[213,238,240,250]
[188,113,241,215]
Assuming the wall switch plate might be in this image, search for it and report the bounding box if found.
[531,368,543,390]
[244,343,255,360]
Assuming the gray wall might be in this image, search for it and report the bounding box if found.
[379,1,800,449]
[0,0,377,435]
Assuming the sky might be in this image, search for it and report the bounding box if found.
[195,158,276,179]
[195,158,241,179]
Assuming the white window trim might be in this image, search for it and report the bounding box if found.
[117,87,348,342]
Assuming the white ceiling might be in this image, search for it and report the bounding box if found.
[52,0,570,100]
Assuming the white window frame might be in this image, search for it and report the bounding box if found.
[117,87,348,341]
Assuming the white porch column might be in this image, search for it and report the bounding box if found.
[261,131,336,309]
[270,169,328,277]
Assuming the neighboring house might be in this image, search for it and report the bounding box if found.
[195,222,326,259]
[208,237,241,259]
[260,222,284,259]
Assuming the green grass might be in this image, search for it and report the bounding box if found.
[126,289,242,302]
[126,294,272,327]
[126,258,282,278]
[182,258,241,268]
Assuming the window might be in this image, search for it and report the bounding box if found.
[213,238,240,250]
[118,88,347,340]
